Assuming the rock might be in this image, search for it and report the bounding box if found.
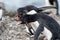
[0,16,30,40]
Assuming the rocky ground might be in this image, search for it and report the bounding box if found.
[0,16,34,40]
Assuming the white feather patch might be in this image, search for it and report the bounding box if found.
[43,27,52,40]
[27,10,37,15]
